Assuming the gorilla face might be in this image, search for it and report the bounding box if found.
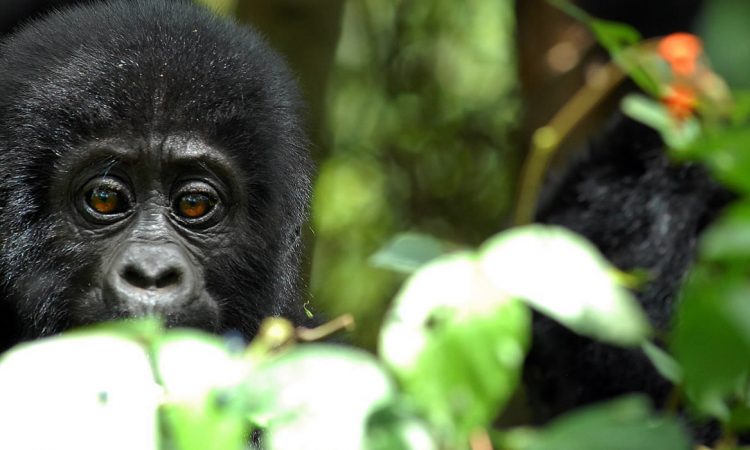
[0,0,312,348]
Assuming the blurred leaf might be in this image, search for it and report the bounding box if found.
[68,317,164,342]
[728,405,750,432]
[0,334,160,450]
[156,331,247,450]
[379,253,530,444]
[699,201,750,263]
[365,403,437,450]
[672,266,750,420]
[500,396,690,450]
[683,127,750,194]
[371,232,449,273]
[479,225,651,346]
[731,90,750,123]
[547,0,640,53]
[548,0,658,93]
[621,94,702,150]
[246,345,394,450]
[641,341,683,384]
[589,20,640,56]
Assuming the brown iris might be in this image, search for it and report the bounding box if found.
[88,188,120,214]
[177,193,213,218]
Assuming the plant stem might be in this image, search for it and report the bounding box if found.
[514,62,625,225]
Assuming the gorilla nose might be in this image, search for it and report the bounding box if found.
[105,242,199,312]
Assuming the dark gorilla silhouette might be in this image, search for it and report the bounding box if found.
[526,118,731,423]
[0,0,312,352]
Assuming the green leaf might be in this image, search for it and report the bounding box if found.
[245,345,395,450]
[155,331,247,450]
[0,334,160,450]
[621,95,702,150]
[641,341,683,384]
[728,405,750,432]
[365,403,437,450]
[699,201,750,263]
[379,253,530,444]
[479,225,651,346]
[589,20,641,56]
[371,232,449,273]
[67,317,164,342]
[548,1,664,95]
[672,266,750,420]
[731,90,750,124]
[548,0,640,54]
[501,396,690,450]
[687,127,750,194]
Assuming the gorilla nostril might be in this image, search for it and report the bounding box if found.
[155,269,181,289]
[122,265,150,289]
[121,265,182,290]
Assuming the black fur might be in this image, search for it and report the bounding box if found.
[0,0,312,351]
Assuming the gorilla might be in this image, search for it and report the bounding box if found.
[526,117,732,423]
[0,0,312,352]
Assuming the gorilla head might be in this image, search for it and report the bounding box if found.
[0,0,312,348]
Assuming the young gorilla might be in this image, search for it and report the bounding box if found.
[0,0,313,352]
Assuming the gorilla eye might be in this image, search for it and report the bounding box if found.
[89,188,122,214]
[80,177,133,223]
[171,181,221,226]
[177,193,213,219]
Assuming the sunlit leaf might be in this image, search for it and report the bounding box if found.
[479,225,650,346]
[0,334,160,450]
[246,345,395,450]
[379,253,530,443]
[156,331,247,450]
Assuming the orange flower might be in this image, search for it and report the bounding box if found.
[662,84,697,120]
[658,33,703,77]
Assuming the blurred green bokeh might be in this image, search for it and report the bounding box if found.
[311,0,520,347]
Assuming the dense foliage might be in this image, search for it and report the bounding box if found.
[3,1,750,449]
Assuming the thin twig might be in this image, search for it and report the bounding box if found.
[514,62,625,225]
[296,314,356,342]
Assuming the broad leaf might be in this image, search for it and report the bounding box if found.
[371,232,449,273]
[379,253,530,443]
[479,225,650,346]
[501,396,690,450]
[0,334,160,450]
[246,345,395,450]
